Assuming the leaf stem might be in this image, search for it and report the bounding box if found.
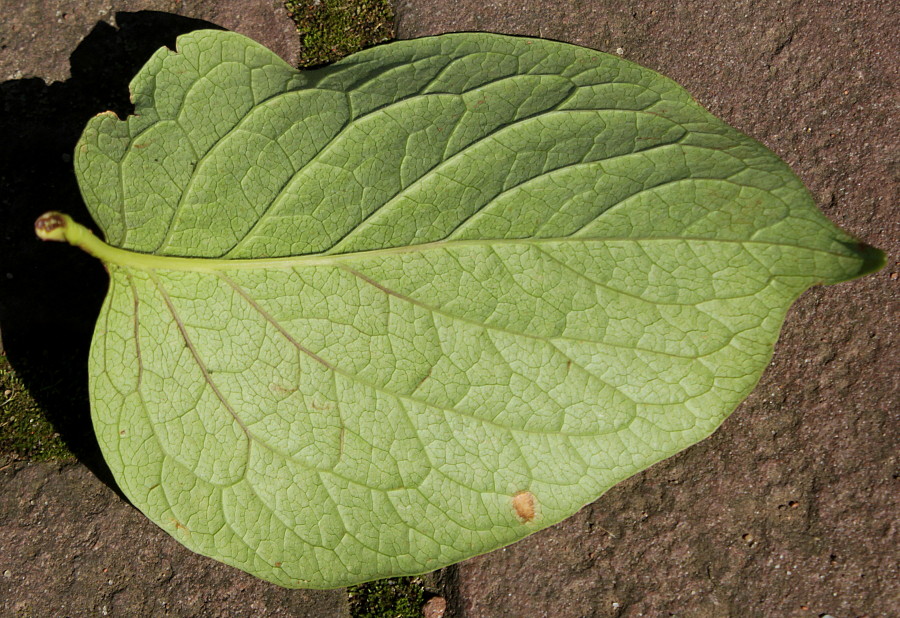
[34,211,249,272]
[35,212,128,262]
[33,211,347,272]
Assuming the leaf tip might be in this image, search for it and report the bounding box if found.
[853,242,888,278]
[838,239,887,282]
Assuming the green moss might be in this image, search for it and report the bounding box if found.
[0,354,73,461]
[349,577,427,618]
[284,0,394,67]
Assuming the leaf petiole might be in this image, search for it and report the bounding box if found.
[33,211,346,272]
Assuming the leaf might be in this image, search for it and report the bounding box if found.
[38,30,883,588]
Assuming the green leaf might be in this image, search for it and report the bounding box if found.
[40,30,883,588]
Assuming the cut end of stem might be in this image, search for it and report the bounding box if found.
[35,212,72,243]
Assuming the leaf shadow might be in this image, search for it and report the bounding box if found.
[0,11,223,488]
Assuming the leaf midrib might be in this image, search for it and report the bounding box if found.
[78,226,857,273]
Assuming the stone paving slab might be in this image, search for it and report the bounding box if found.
[0,462,347,616]
[0,0,301,82]
[1,1,896,616]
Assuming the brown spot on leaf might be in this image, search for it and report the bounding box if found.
[269,383,297,394]
[310,400,332,410]
[415,367,433,390]
[170,518,189,535]
[512,490,537,523]
[274,561,282,568]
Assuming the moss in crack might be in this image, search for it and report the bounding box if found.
[284,0,394,67]
[349,576,427,618]
[0,354,73,462]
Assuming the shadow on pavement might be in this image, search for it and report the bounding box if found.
[0,11,222,487]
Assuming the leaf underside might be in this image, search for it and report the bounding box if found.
[75,31,877,588]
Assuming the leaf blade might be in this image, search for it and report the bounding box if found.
[62,30,883,588]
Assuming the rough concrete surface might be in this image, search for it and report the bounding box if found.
[0,462,347,616]
[1,0,897,616]
[0,0,301,82]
